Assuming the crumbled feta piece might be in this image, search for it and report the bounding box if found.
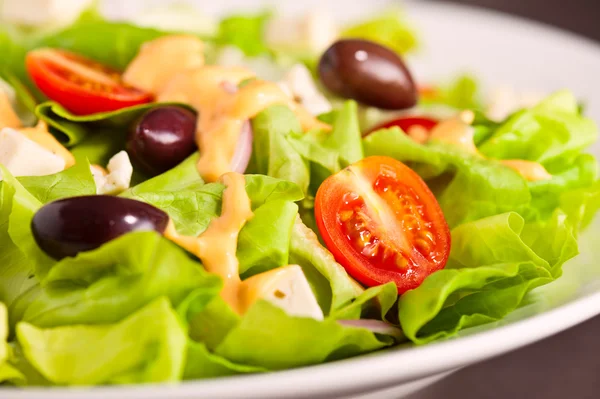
[279,64,332,115]
[1,0,93,27]
[92,151,133,195]
[265,10,338,54]
[0,128,65,178]
[241,265,324,320]
[486,86,546,121]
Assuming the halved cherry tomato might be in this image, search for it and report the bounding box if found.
[315,156,451,294]
[369,116,438,135]
[26,48,153,115]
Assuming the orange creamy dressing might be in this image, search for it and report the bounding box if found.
[164,172,253,313]
[427,110,551,182]
[126,35,330,182]
[499,160,553,181]
[0,91,22,129]
[122,35,205,94]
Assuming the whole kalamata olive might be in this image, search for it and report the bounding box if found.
[318,39,418,110]
[31,196,170,260]
[127,106,197,176]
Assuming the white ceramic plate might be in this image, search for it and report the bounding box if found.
[4,1,600,398]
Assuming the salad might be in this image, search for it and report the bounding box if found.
[0,1,599,387]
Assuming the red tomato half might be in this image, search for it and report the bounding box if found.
[370,116,438,135]
[315,156,451,294]
[26,48,152,115]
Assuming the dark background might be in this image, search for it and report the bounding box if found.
[410,1,600,398]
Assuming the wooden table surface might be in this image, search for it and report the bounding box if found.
[410,1,600,398]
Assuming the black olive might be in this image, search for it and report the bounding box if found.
[127,106,197,176]
[31,196,169,260]
[318,39,418,110]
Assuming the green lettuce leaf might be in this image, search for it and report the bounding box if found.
[0,182,37,310]
[342,11,418,55]
[176,292,265,379]
[479,91,598,170]
[398,211,578,344]
[527,153,598,221]
[20,232,221,328]
[421,74,482,111]
[35,101,190,146]
[0,29,29,89]
[0,162,96,317]
[364,113,599,227]
[331,282,398,321]
[0,303,24,384]
[237,200,299,277]
[122,153,303,232]
[183,340,266,379]
[17,297,187,385]
[289,101,364,189]
[18,159,96,203]
[289,216,362,314]
[33,21,166,71]
[0,166,55,280]
[70,128,128,166]
[560,180,600,231]
[249,104,310,194]
[182,289,392,374]
[216,13,271,57]
[213,300,392,370]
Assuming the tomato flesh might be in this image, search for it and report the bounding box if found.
[26,48,152,115]
[315,156,451,294]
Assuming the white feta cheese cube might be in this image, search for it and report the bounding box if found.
[265,10,338,54]
[486,86,546,121]
[0,128,65,178]
[93,151,133,195]
[279,64,332,115]
[241,265,324,320]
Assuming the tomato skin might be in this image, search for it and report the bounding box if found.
[26,49,152,115]
[315,156,451,294]
[369,116,438,135]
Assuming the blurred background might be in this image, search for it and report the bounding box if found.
[1,0,598,397]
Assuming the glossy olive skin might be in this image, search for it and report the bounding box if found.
[127,106,197,176]
[318,39,418,110]
[32,196,170,260]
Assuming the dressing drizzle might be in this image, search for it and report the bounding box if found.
[427,110,551,182]
[126,35,331,182]
[164,172,253,313]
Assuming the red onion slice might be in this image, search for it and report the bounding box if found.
[230,120,253,174]
[338,319,403,338]
[219,81,253,174]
